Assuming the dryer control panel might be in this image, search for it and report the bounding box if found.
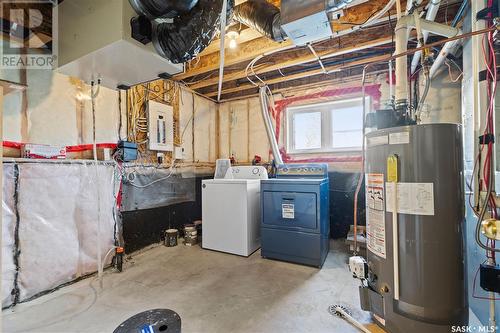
[276,164,329,179]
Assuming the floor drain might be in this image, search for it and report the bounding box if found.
[328,304,352,317]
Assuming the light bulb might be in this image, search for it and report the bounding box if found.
[229,38,238,49]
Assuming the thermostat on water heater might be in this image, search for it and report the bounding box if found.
[349,256,368,280]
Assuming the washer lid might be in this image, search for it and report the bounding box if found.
[202,179,262,185]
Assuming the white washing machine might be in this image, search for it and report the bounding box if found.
[202,165,268,257]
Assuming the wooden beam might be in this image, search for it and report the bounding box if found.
[206,54,389,97]
[235,0,280,6]
[188,35,393,90]
[178,37,294,80]
[0,79,27,96]
[198,27,264,57]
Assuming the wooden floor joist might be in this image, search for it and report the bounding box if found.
[206,54,390,98]
[187,36,393,90]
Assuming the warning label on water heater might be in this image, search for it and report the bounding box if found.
[366,174,386,259]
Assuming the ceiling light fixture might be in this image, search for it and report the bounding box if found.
[227,30,240,49]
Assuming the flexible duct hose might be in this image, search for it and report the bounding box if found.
[152,0,234,64]
[129,0,199,19]
[233,0,286,42]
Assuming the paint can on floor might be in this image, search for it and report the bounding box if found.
[184,225,198,246]
[194,220,202,243]
[165,229,178,247]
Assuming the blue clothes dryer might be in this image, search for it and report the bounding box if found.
[261,164,330,268]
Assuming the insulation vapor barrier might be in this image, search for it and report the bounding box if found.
[2,162,119,307]
[233,0,285,42]
[2,165,16,308]
[121,166,196,212]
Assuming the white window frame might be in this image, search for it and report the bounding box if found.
[286,97,370,154]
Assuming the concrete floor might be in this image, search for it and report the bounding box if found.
[3,240,380,333]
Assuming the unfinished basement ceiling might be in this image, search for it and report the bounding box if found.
[175,0,464,102]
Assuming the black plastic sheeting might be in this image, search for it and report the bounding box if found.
[129,0,199,19]
[121,168,195,212]
[329,172,366,239]
[122,176,209,253]
[153,0,234,64]
[233,0,285,42]
[122,172,364,253]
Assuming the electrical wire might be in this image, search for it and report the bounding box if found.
[474,30,499,254]
[445,60,463,82]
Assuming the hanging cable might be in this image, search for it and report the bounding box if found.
[91,79,105,289]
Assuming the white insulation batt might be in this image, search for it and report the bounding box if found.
[2,162,117,306]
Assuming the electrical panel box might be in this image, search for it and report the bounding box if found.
[148,101,174,152]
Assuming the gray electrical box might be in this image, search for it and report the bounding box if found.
[281,0,333,45]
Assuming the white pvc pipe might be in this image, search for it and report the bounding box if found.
[389,60,394,100]
[395,17,410,101]
[394,14,461,101]
[411,0,441,74]
[429,34,462,78]
[392,182,399,300]
[217,0,228,102]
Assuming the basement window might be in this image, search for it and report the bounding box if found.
[286,97,368,154]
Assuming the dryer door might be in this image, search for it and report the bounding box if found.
[262,191,318,232]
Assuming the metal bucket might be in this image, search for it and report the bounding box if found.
[165,229,178,247]
[184,225,198,246]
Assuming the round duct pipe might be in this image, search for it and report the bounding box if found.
[129,0,199,20]
[152,0,234,64]
[233,0,286,42]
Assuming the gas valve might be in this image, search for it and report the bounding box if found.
[481,218,500,240]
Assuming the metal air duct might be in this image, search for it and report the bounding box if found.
[129,0,199,19]
[233,0,286,42]
[129,0,234,64]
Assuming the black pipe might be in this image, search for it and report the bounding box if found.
[152,0,234,64]
[129,0,199,20]
[233,0,286,42]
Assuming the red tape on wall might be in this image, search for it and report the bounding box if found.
[3,141,117,152]
[271,84,381,163]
